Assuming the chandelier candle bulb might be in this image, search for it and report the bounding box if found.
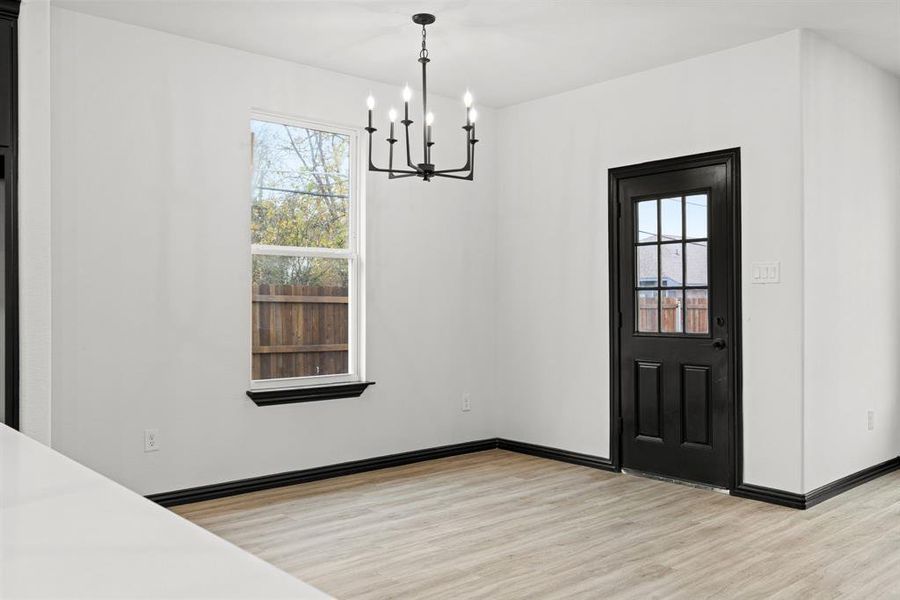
[388,108,397,140]
[402,85,412,122]
[464,91,473,126]
[366,94,375,129]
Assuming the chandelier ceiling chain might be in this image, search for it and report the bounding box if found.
[419,23,428,60]
[364,13,478,182]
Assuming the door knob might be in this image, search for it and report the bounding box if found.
[712,338,727,350]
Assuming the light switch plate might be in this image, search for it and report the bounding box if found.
[751,261,780,284]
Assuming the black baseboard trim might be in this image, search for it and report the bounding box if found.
[497,438,617,472]
[147,438,497,507]
[805,456,900,509]
[730,483,806,509]
[147,438,616,507]
[731,456,900,510]
[148,437,898,510]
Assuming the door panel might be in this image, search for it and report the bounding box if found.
[682,365,711,446]
[612,155,738,488]
[636,361,662,439]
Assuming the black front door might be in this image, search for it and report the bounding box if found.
[611,150,739,488]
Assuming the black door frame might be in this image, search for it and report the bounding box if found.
[1,0,19,429]
[608,148,742,489]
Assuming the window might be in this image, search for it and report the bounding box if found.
[250,116,362,391]
[634,194,709,335]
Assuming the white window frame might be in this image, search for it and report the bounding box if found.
[249,111,366,391]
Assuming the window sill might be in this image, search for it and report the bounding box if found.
[246,381,375,406]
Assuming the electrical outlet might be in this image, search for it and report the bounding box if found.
[462,393,472,412]
[144,428,160,452]
[867,410,875,431]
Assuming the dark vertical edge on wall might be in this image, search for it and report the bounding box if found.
[607,148,742,486]
[607,170,621,470]
[2,1,18,429]
[729,149,742,490]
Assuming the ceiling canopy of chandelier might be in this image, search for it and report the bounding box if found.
[364,13,478,182]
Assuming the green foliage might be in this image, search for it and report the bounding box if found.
[252,255,348,288]
[251,121,350,286]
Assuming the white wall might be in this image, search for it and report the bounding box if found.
[17,0,52,443]
[43,8,497,495]
[494,31,807,492]
[801,32,900,492]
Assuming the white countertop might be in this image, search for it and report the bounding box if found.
[0,424,330,599]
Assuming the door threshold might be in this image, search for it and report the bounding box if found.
[622,468,729,494]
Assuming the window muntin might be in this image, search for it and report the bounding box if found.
[250,117,360,388]
[633,194,709,335]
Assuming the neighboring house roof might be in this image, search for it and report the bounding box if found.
[637,235,707,287]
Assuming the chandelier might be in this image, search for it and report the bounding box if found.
[364,13,478,182]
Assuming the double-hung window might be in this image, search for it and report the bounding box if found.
[249,115,362,393]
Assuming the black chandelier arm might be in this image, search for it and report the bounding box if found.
[433,150,475,179]
[387,137,420,177]
[368,164,419,175]
[443,137,477,180]
[367,162,419,175]
[435,149,475,179]
[366,127,419,176]
[365,126,378,171]
[402,120,420,171]
[433,130,477,174]
[433,171,473,180]
[433,129,472,174]
[433,164,470,175]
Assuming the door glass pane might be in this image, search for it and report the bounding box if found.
[660,243,683,287]
[685,289,709,334]
[660,197,682,241]
[637,200,657,242]
[637,290,659,333]
[685,194,707,239]
[637,245,657,287]
[685,241,708,286]
[661,289,683,333]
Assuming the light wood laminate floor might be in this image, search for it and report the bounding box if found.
[174,450,900,599]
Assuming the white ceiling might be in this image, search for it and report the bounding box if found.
[52,0,900,107]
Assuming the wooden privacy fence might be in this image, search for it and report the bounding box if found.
[252,284,349,380]
[638,294,709,334]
